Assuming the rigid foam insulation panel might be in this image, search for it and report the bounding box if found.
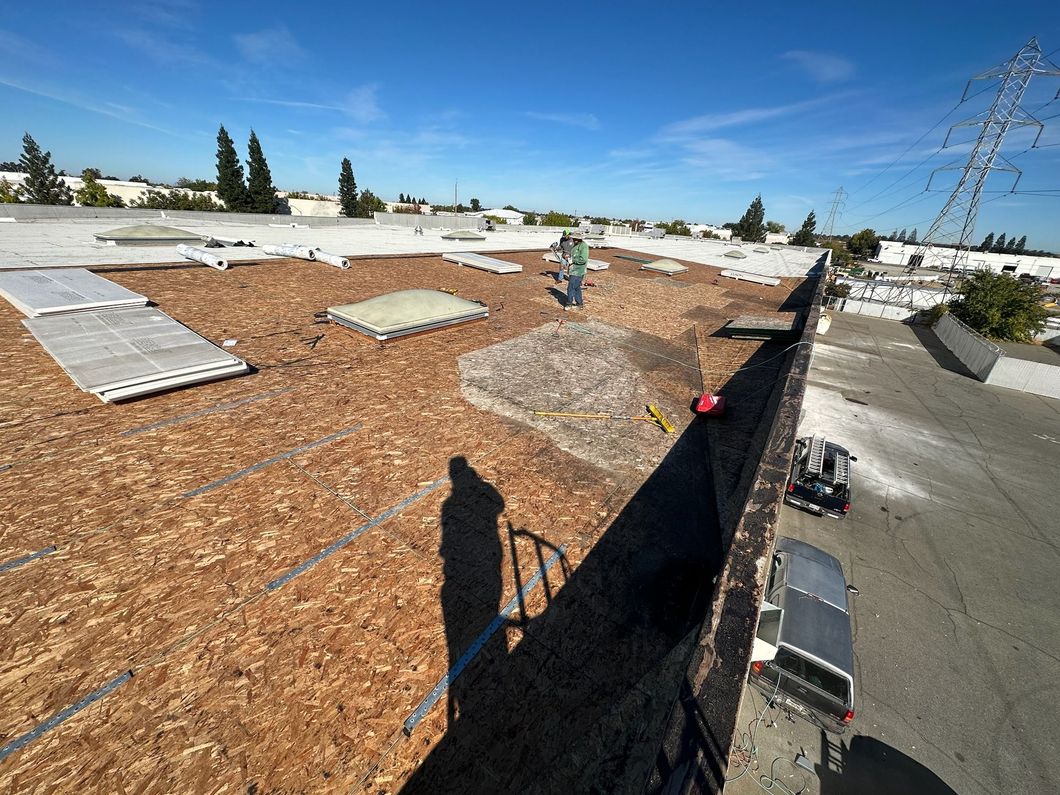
[542,252,609,271]
[0,268,148,317]
[441,252,523,274]
[327,288,488,341]
[22,307,249,402]
[93,224,202,245]
[440,230,486,240]
[719,269,782,287]
[639,258,689,275]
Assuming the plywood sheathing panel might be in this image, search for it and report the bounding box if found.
[0,249,806,791]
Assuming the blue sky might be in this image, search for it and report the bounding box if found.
[3,1,1060,248]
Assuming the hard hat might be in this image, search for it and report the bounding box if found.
[564,229,570,234]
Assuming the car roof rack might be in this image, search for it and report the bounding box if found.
[806,435,850,486]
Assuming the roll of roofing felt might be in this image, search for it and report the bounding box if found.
[262,243,317,260]
[176,244,228,270]
[312,249,351,269]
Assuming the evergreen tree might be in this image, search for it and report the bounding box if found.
[419,196,426,205]
[337,158,358,217]
[356,189,386,218]
[399,192,405,203]
[732,194,766,242]
[75,169,124,207]
[897,228,907,242]
[470,197,482,212]
[18,133,73,205]
[245,130,276,213]
[0,177,20,203]
[790,210,817,246]
[979,232,994,252]
[992,233,1007,253]
[907,228,918,244]
[1014,235,1027,254]
[889,229,897,241]
[215,125,250,212]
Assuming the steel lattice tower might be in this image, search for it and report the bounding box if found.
[907,38,1060,274]
[821,186,846,238]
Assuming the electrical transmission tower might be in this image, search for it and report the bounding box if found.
[821,186,846,238]
[905,37,1060,276]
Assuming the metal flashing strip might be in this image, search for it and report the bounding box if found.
[0,545,58,573]
[265,476,451,591]
[402,544,568,735]
[0,670,133,764]
[121,388,293,437]
[182,425,362,498]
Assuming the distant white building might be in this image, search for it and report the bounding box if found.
[690,224,732,241]
[466,208,524,225]
[874,240,1059,280]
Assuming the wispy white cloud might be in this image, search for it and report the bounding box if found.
[126,0,200,29]
[113,28,220,71]
[0,29,53,66]
[0,76,186,138]
[657,94,843,139]
[240,85,385,123]
[524,111,600,130]
[234,26,306,64]
[780,50,855,83]
[679,137,773,181]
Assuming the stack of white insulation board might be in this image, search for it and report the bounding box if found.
[22,307,249,402]
[328,289,488,341]
[441,252,522,274]
[0,269,148,317]
[719,269,781,287]
[542,252,609,271]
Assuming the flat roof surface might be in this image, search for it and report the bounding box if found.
[0,242,813,792]
[0,216,827,276]
[997,339,1060,364]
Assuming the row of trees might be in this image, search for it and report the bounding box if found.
[397,192,427,205]
[977,232,1028,254]
[884,228,919,244]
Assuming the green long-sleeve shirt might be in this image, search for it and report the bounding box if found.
[569,241,589,277]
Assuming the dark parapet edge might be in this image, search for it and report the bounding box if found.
[646,255,828,794]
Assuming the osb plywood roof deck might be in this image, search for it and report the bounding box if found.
[0,246,814,793]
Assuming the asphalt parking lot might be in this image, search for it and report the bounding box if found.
[727,313,1060,795]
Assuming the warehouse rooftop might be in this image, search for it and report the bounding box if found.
[0,232,825,791]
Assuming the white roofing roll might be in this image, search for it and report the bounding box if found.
[176,244,228,270]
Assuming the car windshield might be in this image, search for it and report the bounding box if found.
[773,649,849,702]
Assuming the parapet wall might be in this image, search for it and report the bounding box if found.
[0,204,375,227]
[648,267,827,793]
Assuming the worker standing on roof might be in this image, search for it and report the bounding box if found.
[554,228,573,283]
[565,234,589,311]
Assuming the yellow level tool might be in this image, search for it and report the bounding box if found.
[532,404,675,434]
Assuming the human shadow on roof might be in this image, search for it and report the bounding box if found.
[816,731,957,794]
[438,456,505,724]
[401,420,720,793]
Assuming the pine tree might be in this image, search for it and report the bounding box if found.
[399,192,405,203]
[733,194,766,243]
[979,232,994,252]
[75,169,124,207]
[1004,235,1018,254]
[19,133,72,205]
[337,158,358,217]
[790,210,817,246]
[889,229,897,241]
[419,196,426,205]
[897,228,907,243]
[245,130,276,214]
[992,233,1007,253]
[215,125,250,212]
[907,228,918,244]
[1014,235,1027,254]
